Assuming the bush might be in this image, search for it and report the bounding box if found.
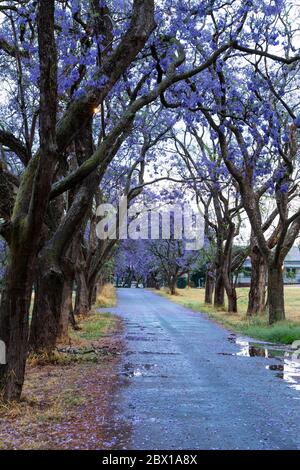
[177,277,187,289]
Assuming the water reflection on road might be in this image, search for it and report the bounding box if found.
[229,335,300,393]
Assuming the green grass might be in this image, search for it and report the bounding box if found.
[155,288,300,345]
[73,312,114,341]
[237,321,300,344]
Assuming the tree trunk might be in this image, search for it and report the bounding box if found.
[268,263,285,324]
[0,0,58,402]
[91,284,97,306]
[30,120,98,352]
[168,276,177,295]
[223,270,238,313]
[247,245,266,316]
[220,221,237,313]
[69,308,80,330]
[58,273,74,341]
[0,260,33,401]
[29,255,64,354]
[30,250,77,352]
[214,270,224,308]
[227,287,238,313]
[87,274,97,310]
[205,269,214,304]
[74,270,90,316]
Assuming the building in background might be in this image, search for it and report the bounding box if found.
[237,246,300,286]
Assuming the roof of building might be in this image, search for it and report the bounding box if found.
[284,245,300,263]
[243,245,300,268]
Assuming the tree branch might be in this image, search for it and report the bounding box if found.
[0,129,29,165]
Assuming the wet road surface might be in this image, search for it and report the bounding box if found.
[104,289,300,450]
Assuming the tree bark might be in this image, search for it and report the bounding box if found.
[168,276,177,295]
[69,308,80,331]
[214,270,225,307]
[58,272,74,341]
[268,262,285,324]
[222,223,238,313]
[29,253,64,354]
[0,260,33,400]
[29,256,74,350]
[205,268,214,304]
[247,245,266,316]
[74,270,90,316]
[227,287,237,313]
[91,283,98,306]
[223,268,238,313]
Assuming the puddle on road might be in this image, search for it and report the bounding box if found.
[266,361,300,392]
[120,362,163,378]
[226,335,300,393]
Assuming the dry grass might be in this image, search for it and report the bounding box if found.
[0,370,76,423]
[0,312,121,442]
[94,283,117,308]
[159,286,300,322]
[155,286,300,344]
[27,351,74,367]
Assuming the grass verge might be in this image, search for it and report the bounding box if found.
[70,311,116,342]
[155,287,300,345]
[94,283,117,308]
[0,311,123,449]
